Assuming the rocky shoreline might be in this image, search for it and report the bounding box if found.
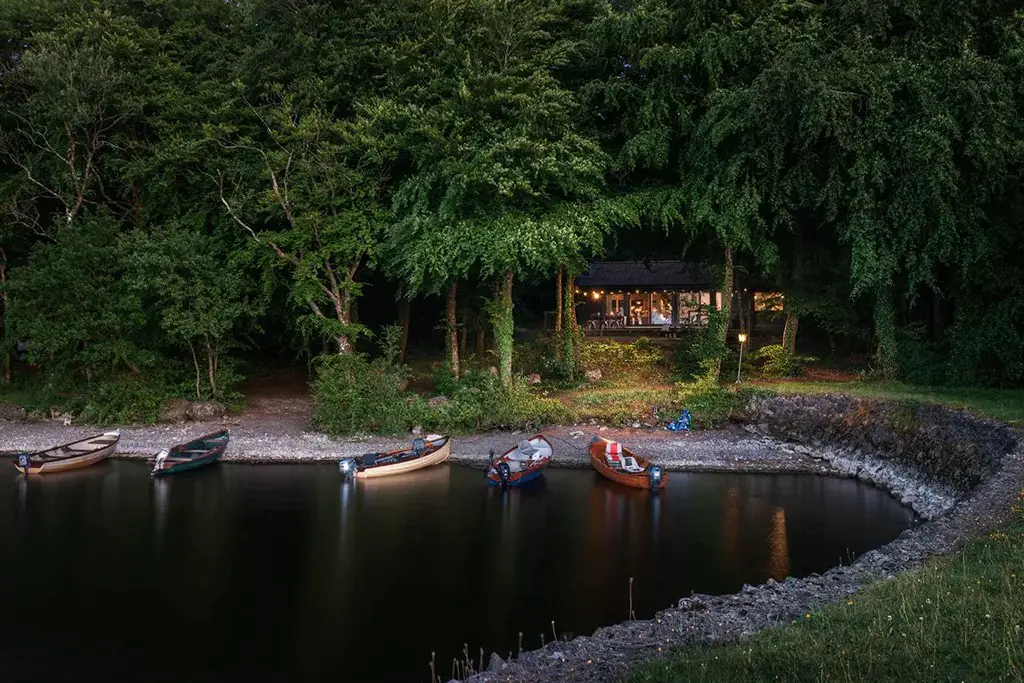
[0,394,1019,683]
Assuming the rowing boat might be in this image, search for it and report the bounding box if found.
[588,436,666,490]
[14,431,120,475]
[486,434,552,487]
[338,435,450,480]
[150,430,229,476]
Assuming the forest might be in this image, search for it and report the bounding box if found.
[1,0,1022,429]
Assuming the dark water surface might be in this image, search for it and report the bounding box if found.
[0,461,915,683]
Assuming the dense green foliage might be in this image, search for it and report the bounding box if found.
[0,0,1022,423]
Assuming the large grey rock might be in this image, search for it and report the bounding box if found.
[0,403,27,421]
[186,400,226,421]
[158,398,191,424]
[528,373,542,385]
[428,395,450,408]
[585,369,602,382]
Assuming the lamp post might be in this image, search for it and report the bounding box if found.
[736,332,748,383]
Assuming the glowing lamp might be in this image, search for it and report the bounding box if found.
[737,332,748,344]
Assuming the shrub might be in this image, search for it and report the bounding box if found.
[78,375,175,425]
[674,310,730,379]
[581,338,667,380]
[312,353,411,434]
[674,377,768,429]
[751,344,816,379]
[418,373,572,433]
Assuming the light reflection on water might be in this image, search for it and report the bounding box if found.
[0,460,915,683]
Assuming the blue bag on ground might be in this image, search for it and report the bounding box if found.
[665,409,692,431]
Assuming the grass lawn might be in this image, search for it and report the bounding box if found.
[763,380,1024,426]
[627,502,1024,682]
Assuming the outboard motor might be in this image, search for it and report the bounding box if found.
[412,438,426,456]
[338,458,358,480]
[16,453,31,472]
[497,462,512,487]
[647,465,663,490]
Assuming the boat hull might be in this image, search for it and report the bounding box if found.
[354,439,451,479]
[588,437,667,491]
[14,440,117,475]
[486,461,547,487]
[151,451,223,476]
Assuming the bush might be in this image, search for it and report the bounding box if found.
[417,372,572,433]
[581,338,667,379]
[674,310,730,379]
[751,344,816,379]
[78,375,176,425]
[312,353,411,434]
[674,377,768,429]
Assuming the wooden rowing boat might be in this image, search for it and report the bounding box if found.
[339,435,450,480]
[14,431,120,475]
[150,430,229,476]
[588,436,667,490]
[486,434,552,487]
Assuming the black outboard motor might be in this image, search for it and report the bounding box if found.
[647,465,663,491]
[412,438,426,456]
[16,453,30,472]
[497,462,512,487]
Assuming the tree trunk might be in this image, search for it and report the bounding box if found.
[206,339,218,397]
[459,326,467,361]
[446,281,460,380]
[561,268,579,380]
[782,242,803,355]
[336,290,353,354]
[712,247,734,380]
[555,266,563,335]
[397,296,410,364]
[874,288,899,379]
[0,253,9,385]
[189,342,201,399]
[476,326,485,359]
[782,312,800,355]
[492,270,515,388]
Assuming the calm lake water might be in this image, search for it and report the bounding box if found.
[0,461,915,683]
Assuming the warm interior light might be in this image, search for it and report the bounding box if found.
[592,291,601,300]
[737,332,748,344]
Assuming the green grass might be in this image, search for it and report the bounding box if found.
[765,380,1024,425]
[628,501,1024,683]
